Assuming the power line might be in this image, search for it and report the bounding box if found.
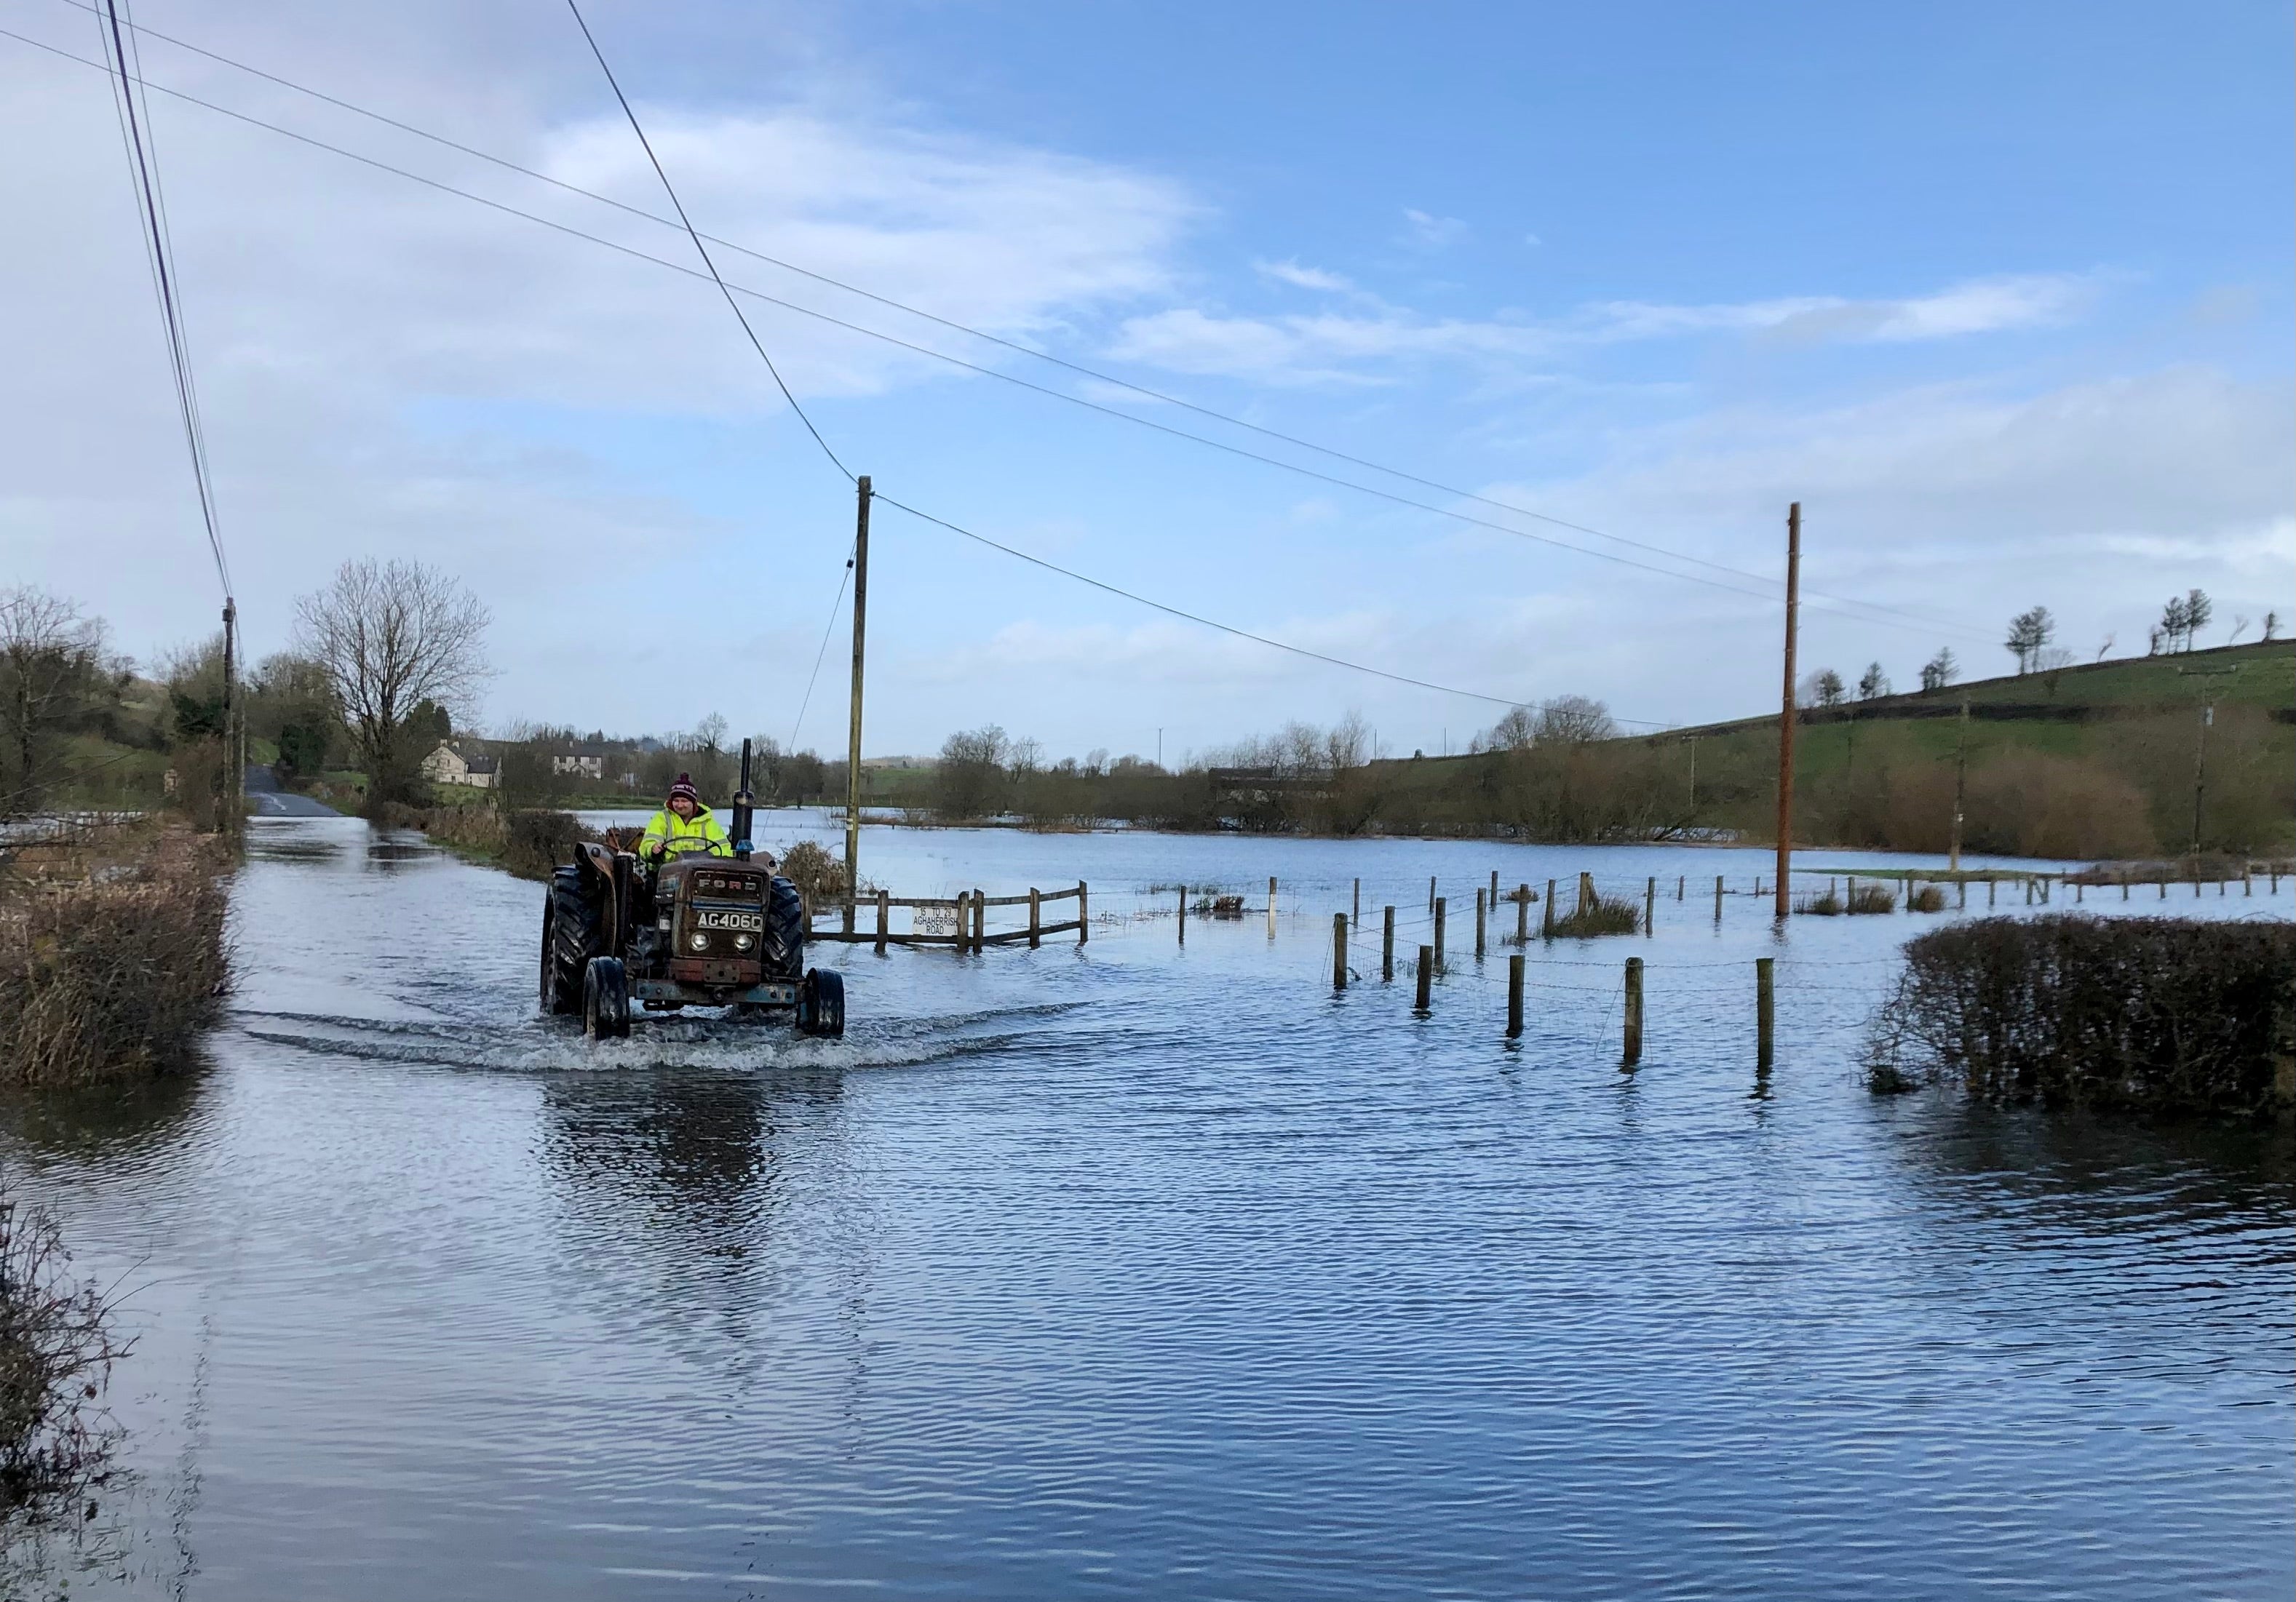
[561,0,852,484]
[90,0,231,599]
[37,0,1984,640]
[870,492,1669,723]
[788,543,856,751]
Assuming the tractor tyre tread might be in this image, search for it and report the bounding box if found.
[545,864,604,1015]
[763,875,806,978]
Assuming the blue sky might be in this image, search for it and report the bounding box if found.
[3,0,2289,761]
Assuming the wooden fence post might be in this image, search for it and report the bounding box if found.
[1516,885,1530,946]
[1353,877,1361,925]
[1543,878,1557,939]
[1415,946,1433,1013]
[1715,874,1724,923]
[1332,914,1348,990]
[1489,869,1499,909]
[1644,875,1656,936]
[1383,906,1395,981]
[1506,954,1524,1039]
[875,888,889,955]
[1622,957,1644,1067]
[1474,888,1487,960]
[1577,872,1595,916]
[1756,957,1774,1070]
[1958,879,1966,909]
[972,888,985,949]
[1078,882,1088,944]
[1428,874,1436,914]
[1029,888,1041,948]
[1677,874,1685,901]
[1988,880,1996,907]
[1434,897,1447,968]
[1178,885,1186,944]
[951,890,966,952]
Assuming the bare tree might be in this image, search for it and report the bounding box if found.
[1856,661,1889,701]
[1533,695,1616,745]
[1806,669,1846,708]
[2094,634,2115,662]
[291,559,490,808]
[1918,647,1958,693]
[2182,588,2212,648]
[2158,595,2189,653]
[2265,611,2282,643]
[0,588,111,818]
[2229,615,2250,645]
[2003,607,2052,674]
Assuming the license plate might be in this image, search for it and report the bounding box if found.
[696,910,763,931]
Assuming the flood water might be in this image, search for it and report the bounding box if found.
[4,812,2291,1598]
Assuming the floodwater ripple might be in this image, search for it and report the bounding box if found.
[0,813,2288,1600]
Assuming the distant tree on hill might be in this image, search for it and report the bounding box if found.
[2265,611,2282,642]
[2003,606,2054,674]
[1856,662,1889,701]
[1918,647,1958,693]
[2094,634,2115,662]
[1808,669,1846,708]
[2182,588,2212,647]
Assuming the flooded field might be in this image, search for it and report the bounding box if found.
[4,811,2292,1598]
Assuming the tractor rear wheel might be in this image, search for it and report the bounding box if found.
[763,874,806,977]
[542,865,603,1016]
[582,955,630,1040]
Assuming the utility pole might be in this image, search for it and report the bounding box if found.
[844,476,871,915]
[1685,733,1699,816]
[1948,695,1968,873]
[221,597,240,840]
[1774,503,1799,922]
[1157,728,1164,770]
[2178,666,2240,857]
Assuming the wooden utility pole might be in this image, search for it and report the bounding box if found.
[2177,666,2240,856]
[1774,503,1800,922]
[221,597,240,839]
[1948,694,1969,872]
[843,476,872,910]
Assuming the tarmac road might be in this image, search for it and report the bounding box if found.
[245,765,341,818]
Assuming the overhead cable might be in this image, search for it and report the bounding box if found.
[90,0,231,598]
[38,0,1982,639]
[871,493,1669,723]
[561,0,853,482]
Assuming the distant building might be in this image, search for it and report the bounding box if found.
[550,746,607,780]
[420,740,498,789]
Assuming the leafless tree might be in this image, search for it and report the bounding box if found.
[1533,695,1616,745]
[2003,606,2053,674]
[2094,634,2115,662]
[1856,661,1890,701]
[291,559,490,807]
[1918,647,1958,693]
[2264,611,2281,643]
[0,588,110,818]
[1476,705,1538,753]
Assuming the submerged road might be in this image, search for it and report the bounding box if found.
[244,763,340,817]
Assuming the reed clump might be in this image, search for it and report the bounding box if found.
[1549,893,1639,937]
[1866,914,2296,1116]
[0,1194,125,1535]
[1908,885,1947,913]
[391,805,596,882]
[0,821,231,1088]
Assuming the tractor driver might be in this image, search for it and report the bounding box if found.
[637,773,731,866]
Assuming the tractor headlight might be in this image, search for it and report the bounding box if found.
[734,933,755,952]
[689,932,710,952]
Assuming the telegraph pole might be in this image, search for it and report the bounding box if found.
[844,476,872,917]
[221,597,241,840]
[2179,666,2240,857]
[1948,695,1968,873]
[1774,503,1800,922]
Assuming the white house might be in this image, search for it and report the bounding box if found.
[550,746,607,780]
[420,740,498,789]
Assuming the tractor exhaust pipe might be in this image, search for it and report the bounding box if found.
[731,737,755,861]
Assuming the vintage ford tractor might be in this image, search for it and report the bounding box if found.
[539,741,844,1040]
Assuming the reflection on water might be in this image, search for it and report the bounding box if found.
[0,813,2289,1599]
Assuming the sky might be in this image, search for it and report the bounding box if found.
[2,0,2290,763]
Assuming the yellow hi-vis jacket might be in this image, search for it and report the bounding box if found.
[637,807,731,861]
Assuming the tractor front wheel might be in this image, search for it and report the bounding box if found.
[796,968,844,1040]
[582,955,630,1040]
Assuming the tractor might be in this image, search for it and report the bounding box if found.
[539,740,844,1040]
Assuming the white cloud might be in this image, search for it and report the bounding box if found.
[1402,208,1468,249]
[1587,273,2097,346]
[1255,258,1356,294]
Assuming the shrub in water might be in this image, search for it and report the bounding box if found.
[1866,914,2296,1116]
[1909,885,1947,913]
[1550,894,1639,937]
[776,840,844,906]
